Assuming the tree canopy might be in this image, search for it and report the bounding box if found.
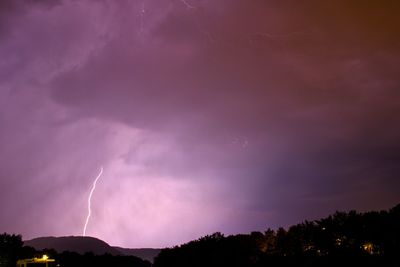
[154,203,400,267]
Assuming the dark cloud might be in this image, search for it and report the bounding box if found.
[1,0,400,247]
[0,0,61,36]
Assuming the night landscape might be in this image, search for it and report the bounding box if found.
[1,1,400,266]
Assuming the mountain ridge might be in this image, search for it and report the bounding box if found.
[24,236,161,262]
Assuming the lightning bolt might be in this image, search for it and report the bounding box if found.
[83,166,103,236]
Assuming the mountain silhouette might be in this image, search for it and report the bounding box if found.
[24,236,121,255]
[24,236,160,262]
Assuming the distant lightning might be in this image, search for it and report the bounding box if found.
[83,166,103,236]
[180,0,195,9]
[139,0,146,35]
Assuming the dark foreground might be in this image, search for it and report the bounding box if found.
[154,203,400,267]
[1,203,399,267]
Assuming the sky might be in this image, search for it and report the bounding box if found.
[0,0,400,248]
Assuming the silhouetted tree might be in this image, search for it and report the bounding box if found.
[0,233,23,267]
[154,203,400,267]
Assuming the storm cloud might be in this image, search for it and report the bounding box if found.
[1,0,399,247]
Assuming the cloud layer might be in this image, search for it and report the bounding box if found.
[1,0,400,247]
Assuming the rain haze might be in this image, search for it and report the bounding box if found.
[0,0,399,248]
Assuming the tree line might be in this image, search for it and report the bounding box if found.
[154,203,400,267]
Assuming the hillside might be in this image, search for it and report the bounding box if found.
[24,236,121,256]
[24,236,161,262]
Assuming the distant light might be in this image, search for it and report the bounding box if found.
[362,242,374,254]
[42,255,48,260]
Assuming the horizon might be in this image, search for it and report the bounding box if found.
[17,202,400,248]
[20,200,400,248]
[1,0,400,248]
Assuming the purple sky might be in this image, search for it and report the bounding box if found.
[1,0,400,248]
